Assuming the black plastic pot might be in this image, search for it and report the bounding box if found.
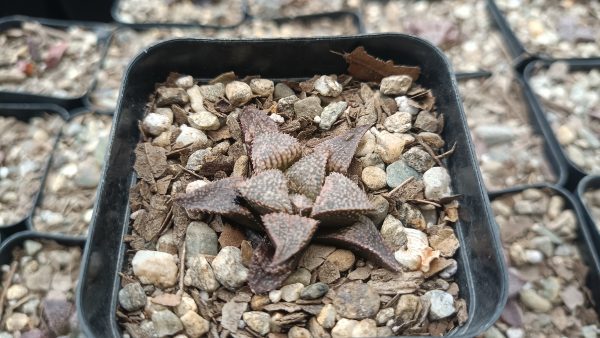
[0,103,69,241]
[456,72,568,195]
[29,107,112,240]
[0,16,112,110]
[489,183,600,314]
[77,35,507,338]
[577,175,600,250]
[111,0,248,29]
[521,58,600,190]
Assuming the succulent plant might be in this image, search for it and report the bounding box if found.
[175,106,401,293]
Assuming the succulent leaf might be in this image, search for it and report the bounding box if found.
[239,169,293,214]
[262,213,319,265]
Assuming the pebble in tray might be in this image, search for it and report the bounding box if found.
[496,0,600,58]
[0,21,101,98]
[33,113,113,237]
[0,240,83,337]
[115,0,245,26]
[117,47,468,337]
[530,62,600,174]
[363,0,511,72]
[0,114,63,226]
[485,188,599,338]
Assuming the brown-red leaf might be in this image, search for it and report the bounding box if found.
[239,169,292,214]
[286,149,330,200]
[315,125,370,173]
[314,216,401,272]
[262,213,319,266]
[248,240,297,294]
[311,172,374,226]
[251,132,301,172]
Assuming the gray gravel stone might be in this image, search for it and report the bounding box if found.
[152,310,183,337]
[185,221,218,260]
[333,282,380,320]
[422,290,455,320]
[118,282,147,312]
[294,96,322,119]
[386,159,421,188]
[212,247,249,290]
[300,283,329,300]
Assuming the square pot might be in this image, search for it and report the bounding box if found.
[77,35,507,337]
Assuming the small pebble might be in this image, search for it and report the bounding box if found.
[288,326,312,338]
[175,125,210,148]
[225,81,253,106]
[180,311,210,338]
[274,82,295,99]
[333,282,380,320]
[423,166,452,200]
[414,111,439,132]
[184,255,220,293]
[380,75,412,96]
[519,289,552,313]
[188,111,221,131]
[250,78,274,97]
[152,310,183,337]
[199,83,225,102]
[362,166,387,190]
[386,159,421,188]
[6,284,28,301]
[132,250,178,288]
[422,290,455,320]
[319,101,347,130]
[314,75,343,97]
[212,247,249,290]
[243,311,270,336]
[316,304,336,329]
[294,96,323,119]
[403,147,435,173]
[383,111,412,133]
[300,283,329,300]
[6,313,29,331]
[185,221,218,260]
[375,308,395,325]
[142,113,171,136]
[118,282,147,312]
[380,215,406,250]
[280,283,304,302]
[268,290,282,303]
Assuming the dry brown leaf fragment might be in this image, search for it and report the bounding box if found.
[341,46,420,82]
[133,142,168,183]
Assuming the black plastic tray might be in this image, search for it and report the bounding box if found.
[268,10,365,35]
[28,107,111,240]
[577,175,600,251]
[77,34,507,338]
[111,0,248,29]
[484,0,531,67]
[0,230,86,267]
[489,183,600,315]
[58,0,115,22]
[0,103,69,240]
[456,72,568,195]
[0,16,113,110]
[521,58,600,189]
